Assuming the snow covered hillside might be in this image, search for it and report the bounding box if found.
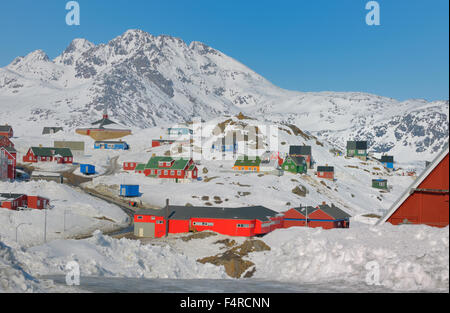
[0,29,448,162]
[73,116,419,218]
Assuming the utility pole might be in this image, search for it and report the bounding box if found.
[44,204,47,243]
[63,210,69,236]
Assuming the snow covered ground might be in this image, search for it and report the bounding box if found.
[0,180,129,246]
[1,221,447,293]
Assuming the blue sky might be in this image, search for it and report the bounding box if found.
[0,0,448,101]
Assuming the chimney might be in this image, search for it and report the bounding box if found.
[322,201,327,206]
[39,144,42,147]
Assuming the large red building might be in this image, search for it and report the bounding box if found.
[23,147,73,164]
[377,144,449,228]
[134,202,284,238]
[283,202,351,229]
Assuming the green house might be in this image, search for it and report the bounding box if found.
[347,141,368,160]
[282,155,307,174]
[372,179,388,190]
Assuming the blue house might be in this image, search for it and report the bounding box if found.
[120,184,140,197]
[380,155,394,169]
[212,138,238,153]
[94,141,129,150]
[80,164,95,175]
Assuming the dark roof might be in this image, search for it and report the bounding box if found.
[293,203,351,220]
[317,166,334,172]
[92,116,117,129]
[347,141,368,150]
[0,146,16,153]
[289,145,311,155]
[0,125,12,132]
[136,205,280,222]
[380,155,394,163]
[30,147,73,157]
[0,193,25,200]
[288,155,306,166]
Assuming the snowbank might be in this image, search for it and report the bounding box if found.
[20,231,227,280]
[249,222,449,292]
[0,240,72,293]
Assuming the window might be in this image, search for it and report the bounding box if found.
[358,150,365,154]
[170,170,175,176]
[164,170,168,175]
[156,221,164,224]
[177,170,182,176]
[237,224,250,228]
[193,222,213,226]
[137,216,143,220]
[151,216,155,220]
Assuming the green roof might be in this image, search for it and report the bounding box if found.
[31,147,73,157]
[135,163,146,171]
[234,156,261,167]
[145,156,191,170]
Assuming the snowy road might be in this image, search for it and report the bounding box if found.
[42,275,399,293]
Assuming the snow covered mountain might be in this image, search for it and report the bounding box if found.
[0,29,448,160]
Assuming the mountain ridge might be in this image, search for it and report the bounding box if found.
[0,29,448,160]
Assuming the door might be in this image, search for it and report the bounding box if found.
[139,228,144,237]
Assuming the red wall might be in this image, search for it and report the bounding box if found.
[0,195,27,210]
[283,207,349,229]
[123,162,138,170]
[318,172,334,180]
[27,196,49,210]
[134,214,284,237]
[0,129,13,138]
[388,154,449,228]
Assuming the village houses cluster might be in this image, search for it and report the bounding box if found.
[1,112,448,237]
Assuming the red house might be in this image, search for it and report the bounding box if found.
[0,135,14,148]
[283,202,351,229]
[0,125,13,138]
[316,166,334,180]
[377,144,449,228]
[123,162,138,171]
[0,146,16,180]
[142,156,198,181]
[134,201,284,238]
[0,193,27,210]
[23,147,73,164]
